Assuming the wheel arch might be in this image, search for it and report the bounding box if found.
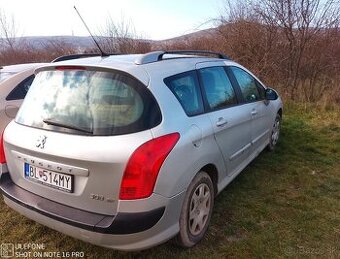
[199,163,218,197]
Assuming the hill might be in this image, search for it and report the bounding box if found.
[1,28,219,51]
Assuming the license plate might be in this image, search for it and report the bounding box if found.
[24,163,73,193]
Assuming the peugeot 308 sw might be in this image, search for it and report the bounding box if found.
[0,51,282,251]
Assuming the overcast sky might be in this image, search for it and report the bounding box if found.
[0,0,224,40]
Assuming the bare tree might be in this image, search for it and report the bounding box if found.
[39,38,76,59]
[0,9,17,50]
[217,1,281,83]
[253,0,340,99]
[217,0,340,102]
[100,16,151,54]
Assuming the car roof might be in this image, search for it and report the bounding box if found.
[37,51,237,85]
[0,63,48,83]
[0,63,47,73]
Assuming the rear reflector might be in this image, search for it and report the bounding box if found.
[0,130,6,164]
[119,133,180,200]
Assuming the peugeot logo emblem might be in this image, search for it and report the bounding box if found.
[36,135,47,149]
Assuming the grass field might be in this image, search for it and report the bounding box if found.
[0,103,339,258]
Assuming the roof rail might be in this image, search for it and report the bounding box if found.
[135,50,230,65]
[52,53,102,63]
[167,50,229,59]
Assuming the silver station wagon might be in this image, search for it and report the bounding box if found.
[0,50,282,251]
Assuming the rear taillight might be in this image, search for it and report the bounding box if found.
[119,133,180,200]
[0,130,6,164]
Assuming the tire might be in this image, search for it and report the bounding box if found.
[176,171,214,248]
[267,113,281,151]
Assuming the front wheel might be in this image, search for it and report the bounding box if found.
[267,113,281,151]
[176,171,214,247]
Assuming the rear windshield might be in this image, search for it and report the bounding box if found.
[16,68,161,136]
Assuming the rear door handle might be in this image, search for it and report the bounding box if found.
[216,117,228,127]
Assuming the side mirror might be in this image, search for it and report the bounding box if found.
[265,88,278,101]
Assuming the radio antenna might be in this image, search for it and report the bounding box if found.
[74,6,109,57]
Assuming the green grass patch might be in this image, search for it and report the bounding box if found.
[1,103,339,258]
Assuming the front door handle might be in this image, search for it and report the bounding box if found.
[251,110,258,116]
[216,117,228,127]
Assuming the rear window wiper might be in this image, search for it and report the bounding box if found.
[43,119,93,134]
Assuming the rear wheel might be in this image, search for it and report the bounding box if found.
[176,171,214,247]
[267,113,281,151]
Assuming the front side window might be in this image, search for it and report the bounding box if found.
[164,71,204,116]
[231,67,261,102]
[199,66,237,110]
[16,69,161,136]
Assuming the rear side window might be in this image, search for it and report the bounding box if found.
[164,71,204,116]
[230,67,261,102]
[16,69,161,136]
[199,67,237,110]
[6,75,35,101]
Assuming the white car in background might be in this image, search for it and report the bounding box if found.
[0,63,46,133]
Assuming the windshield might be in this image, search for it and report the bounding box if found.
[16,68,161,136]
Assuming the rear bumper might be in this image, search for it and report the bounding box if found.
[0,163,8,177]
[0,173,164,234]
[0,173,185,250]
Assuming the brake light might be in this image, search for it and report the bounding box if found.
[55,66,86,70]
[119,133,180,200]
[0,130,6,164]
